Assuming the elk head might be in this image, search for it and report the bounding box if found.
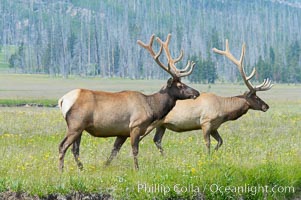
[137,34,199,100]
[213,40,273,112]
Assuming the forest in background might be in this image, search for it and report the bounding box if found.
[0,0,301,83]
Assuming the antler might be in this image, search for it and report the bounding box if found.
[137,34,195,79]
[212,39,273,93]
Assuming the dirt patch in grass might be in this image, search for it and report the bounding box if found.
[0,191,112,200]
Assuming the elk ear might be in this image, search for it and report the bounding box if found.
[167,77,174,87]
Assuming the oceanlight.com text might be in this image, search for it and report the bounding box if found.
[137,183,295,196]
[209,184,295,195]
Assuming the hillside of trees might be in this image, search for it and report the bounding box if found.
[0,0,301,83]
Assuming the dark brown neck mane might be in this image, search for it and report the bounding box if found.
[146,88,176,121]
[221,95,250,121]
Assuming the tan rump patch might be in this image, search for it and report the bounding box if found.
[58,89,81,118]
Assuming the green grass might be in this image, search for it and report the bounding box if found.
[0,74,300,199]
[0,99,57,107]
[0,104,300,199]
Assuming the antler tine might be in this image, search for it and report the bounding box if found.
[236,43,252,88]
[254,78,274,91]
[156,34,173,63]
[256,78,268,88]
[213,40,242,67]
[246,67,256,80]
[213,39,274,93]
[139,33,196,79]
[213,39,256,92]
[174,50,184,64]
[177,61,196,77]
[137,34,171,75]
[179,60,192,73]
[156,34,195,78]
[137,34,155,56]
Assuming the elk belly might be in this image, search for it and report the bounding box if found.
[85,124,131,137]
[164,117,201,132]
[85,111,131,137]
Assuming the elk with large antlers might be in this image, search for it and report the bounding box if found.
[140,39,273,154]
[58,34,199,171]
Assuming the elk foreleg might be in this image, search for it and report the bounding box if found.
[72,134,83,170]
[211,130,223,151]
[202,126,211,154]
[105,136,127,166]
[153,126,166,156]
[58,129,82,172]
[130,127,142,170]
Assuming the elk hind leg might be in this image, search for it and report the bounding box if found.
[105,136,127,166]
[211,130,223,151]
[72,134,83,170]
[58,129,82,172]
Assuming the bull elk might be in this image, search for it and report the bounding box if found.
[58,34,200,171]
[140,40,273,154]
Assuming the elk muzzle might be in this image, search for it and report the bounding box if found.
[262,104,269,112]
[184,87,200,100]
[191,90,200,99]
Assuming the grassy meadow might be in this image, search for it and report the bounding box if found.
[0,74,300,199]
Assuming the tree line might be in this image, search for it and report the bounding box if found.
[1,0,301,83]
